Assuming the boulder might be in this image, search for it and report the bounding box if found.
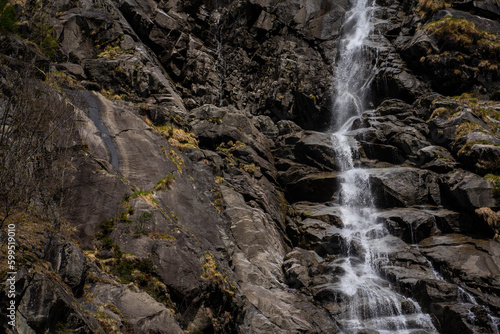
[282,248,323,288]
[398,29,439,65]
[368,167,441,208]
[294,131,340,170]
[388,131,431,156]
[457,142,500,175]
[377,208,440,243]
[359,141,405,164]
[45,241,87,295]
[292,202,343,226]
[281,168,338,203]
[189,104,274,161]
[375,99,416,118]
[90,283,184,334]
[419,235,500,296]
[413,279,459,307]
[440,170,499,212]
[295,218,345,256]
[11,269,102,334]
[415,145,458,173]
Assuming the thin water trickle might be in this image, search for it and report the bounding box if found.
[211,9,226,107]
[85,91,119,171]
[330,0,437,332]
[331,0,375,131]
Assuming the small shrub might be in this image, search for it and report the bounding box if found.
[31,14,58,58]
[100,236,114,251]
[430,106,457,119]
[154,174,176,191]
[454,122,482,140]
[417,0,452,17]
[137,257,155,274]
[113,261,134,283]
[97,45,133,60]
[113,245,123,259]
[242,163,260,175]
[201,253,235,296]
[424,17,500,60]
[208,117,222,124]
[485,174,500,197]
[152,125,198,152]
[98,219,116,235]
[0,0,17,33]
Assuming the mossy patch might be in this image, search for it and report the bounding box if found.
[100,88,124,100]
[216,140,246,154]
[153,124,199,152]
[485,174,500,197]
[424,17,500,61]
[94,311,122,334]
[417,0,453,19]
[430,106,461,120]
[201,252,235,296]
[454,122,483,140]
[97,44,133,60]
[242,162,260,175]
[154,174,176,191]
[211,188,225,213]
[45,71,83,90]
[216,141,246,168]
[0,0,17,33]
[452,92,500,132]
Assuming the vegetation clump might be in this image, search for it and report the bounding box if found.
[152,124,199,152]
[454,121,483,140]
[30,14,59,58]
[430,106,460,120]
[476,207,500,241]
[201,252,235,295]
[45,71,83,90]
[0,0,16,33]
[417,0,453,19]
[485,174,500,198]
[424,17,500,60]
[451,92,500,132]
[216,140,246,167]
[98,44,131,60]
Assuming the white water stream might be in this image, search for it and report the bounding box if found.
[330,0,437,332]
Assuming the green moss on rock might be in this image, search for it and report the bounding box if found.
[424,17,500,60]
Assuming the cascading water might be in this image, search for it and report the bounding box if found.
[211,8,226,107]
[330,0,437,332]
[331,0,374,131]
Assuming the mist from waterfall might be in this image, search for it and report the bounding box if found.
[330,0,438,332]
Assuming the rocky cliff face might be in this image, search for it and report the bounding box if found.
[0,0,500,333]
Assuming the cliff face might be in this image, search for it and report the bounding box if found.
[0,0,500,333]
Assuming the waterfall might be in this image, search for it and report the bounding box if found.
[330,0,437,332]
[211,8,226,107]
[331,0,374,131]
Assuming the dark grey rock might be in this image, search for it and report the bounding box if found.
[46,241,87,295]
[440,170,499,212]
[368,167,441,208]
[90,283,184,334]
